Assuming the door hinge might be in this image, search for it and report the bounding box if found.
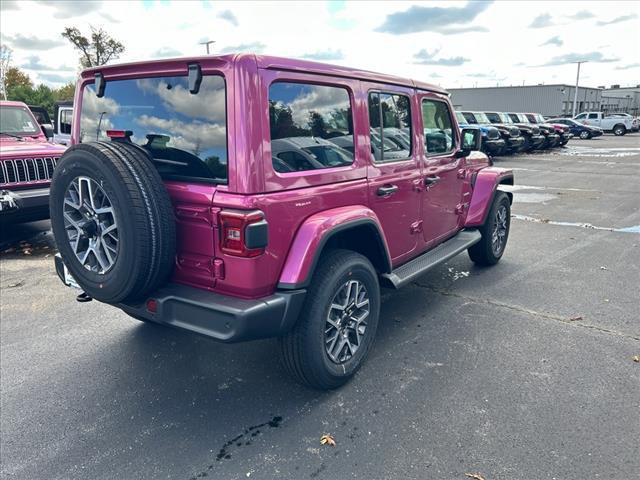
[455,203,468,215]
[410,220,423,234]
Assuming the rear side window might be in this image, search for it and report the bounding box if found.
[60,109,72,134]
[368,92,412,162]
[422,99,454,155]
[588,113,598,119]
[268,82,354,173]
[80,75,228,183]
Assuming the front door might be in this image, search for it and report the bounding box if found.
[418,95,466,247]
[366,87,423,265]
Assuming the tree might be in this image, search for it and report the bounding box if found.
[5,67,33,90]
[54,83,75,102]
[62,26,125,68]
[1,44,13,100]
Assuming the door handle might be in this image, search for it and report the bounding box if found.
[376,184,399,197]
[425,176,441,186]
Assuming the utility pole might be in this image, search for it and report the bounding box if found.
[571,61,588,117]
[200,40,215,54]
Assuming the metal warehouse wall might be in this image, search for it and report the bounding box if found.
[448,85,603,117]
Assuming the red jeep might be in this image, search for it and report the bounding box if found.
[51,54,513,389]
[0,101,66,223]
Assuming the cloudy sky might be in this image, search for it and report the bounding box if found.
[1,0,638,89]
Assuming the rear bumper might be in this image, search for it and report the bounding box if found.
[54,255,306,343]
[0,187,50,222]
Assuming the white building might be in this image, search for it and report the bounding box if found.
[448,84,639,117]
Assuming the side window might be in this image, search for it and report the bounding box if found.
[60,110,72,134]
[508,113,519,123]
[575,113,587,119]
[588,113,598,119]
[368,92,412,162]
[525,114,536,123]
[486,113,500,123]
[268,82,354,173]
[422,99,454,155]
[462,112,477,124]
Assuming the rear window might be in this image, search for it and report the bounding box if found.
[268,82,354,173]
[80,75,228,183]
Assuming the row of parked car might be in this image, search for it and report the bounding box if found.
[456,110,600,157]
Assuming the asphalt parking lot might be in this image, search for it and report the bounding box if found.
[1,135,639,480]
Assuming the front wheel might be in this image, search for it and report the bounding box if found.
[468,191,511,266]
[579,130,591,140]
[613,124,626,136]
[279,250,381,390]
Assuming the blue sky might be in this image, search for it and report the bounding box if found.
[1,1,638,89]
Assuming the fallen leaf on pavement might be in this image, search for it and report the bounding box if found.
[633,355,640,363]
[569,315,583,322]
[465,474,486,480]
[320,434,336,446]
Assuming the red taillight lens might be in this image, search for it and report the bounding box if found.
[219,210,267,257]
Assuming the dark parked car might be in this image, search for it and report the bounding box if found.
[508,113,560,148]
[549,118,604,139]
[484,111,545,151]
[455,111,505,156]
[461,111,524,154]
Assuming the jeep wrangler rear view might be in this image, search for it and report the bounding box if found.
[51,54,514,390]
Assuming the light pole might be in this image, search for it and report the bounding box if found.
[200,40,215,54]
[571,61,588,117]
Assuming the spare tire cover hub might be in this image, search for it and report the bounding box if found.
[63,175,119,274]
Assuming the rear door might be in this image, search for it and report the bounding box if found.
[365,85,423,264]
[418,94,466,247]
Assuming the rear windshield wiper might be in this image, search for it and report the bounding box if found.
[0,132,25,140]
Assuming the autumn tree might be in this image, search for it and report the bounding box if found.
[5,67,33,90]
[62,26,125,68]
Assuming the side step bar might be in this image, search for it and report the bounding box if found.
[381,229,481,289]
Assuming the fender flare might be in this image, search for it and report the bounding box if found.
[465,167,514,227]
[277,206,392,290]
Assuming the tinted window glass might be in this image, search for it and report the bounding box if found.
[574,113,587,119]
[269,82,354,173]
[525,114,536,123]
[462,112,477,124]
[485,112,499,123]
[422,99,454,154]
[80,75,228,183]
[588,113,598,119]
[508,113,520,123]
[60,109,72,134]
[368,92,412,161]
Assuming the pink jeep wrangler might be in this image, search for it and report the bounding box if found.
[0,101,66,223]
[51,54,513,389]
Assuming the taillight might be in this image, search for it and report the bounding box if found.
[219,209,268,257]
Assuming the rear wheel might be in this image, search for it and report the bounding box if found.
[468,191,511,266]
[579,130,591,139]
[279,250,380,390]
[613,124,626,136]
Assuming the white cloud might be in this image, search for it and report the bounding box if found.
[136,115,226,154]
[0,1,638,90]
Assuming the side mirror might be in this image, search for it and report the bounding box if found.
[41,124,54,139]
[456,128,481,157]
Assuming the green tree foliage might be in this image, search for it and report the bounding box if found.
[5,67,75,116]
[62,26,125,68]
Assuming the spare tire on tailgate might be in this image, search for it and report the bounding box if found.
[50,141,176,303]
